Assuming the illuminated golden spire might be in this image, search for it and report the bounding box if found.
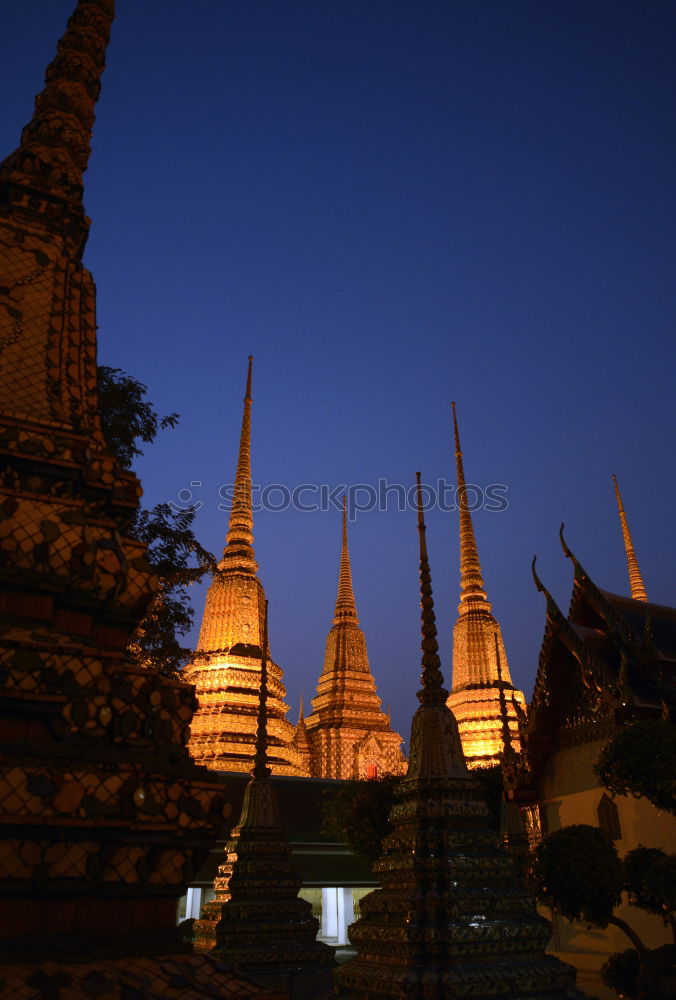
[223,356,256,572]
[305,502,406,779]
[0,0,116,255]
[448,405,526,766]
[452,402,490,612]
[333,496,359,624]
[612,475,648,602]
[187,355,305,777]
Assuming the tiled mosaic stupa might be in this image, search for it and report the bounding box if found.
[304,500,405,779]
[334,474,581,1000]
[184,357,306,776]
[447,403,526,766]
[0,2,265,996]
[194,603,334,989]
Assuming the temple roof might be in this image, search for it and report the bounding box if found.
[526,535,676,782]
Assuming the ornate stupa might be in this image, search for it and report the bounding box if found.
[612,474,648,602]
[447,403,526,766]
[334,475,580,1000]
[194,604,334,986]
[0,3,263,996]
[304,499,405,778]
[184,357,306,776]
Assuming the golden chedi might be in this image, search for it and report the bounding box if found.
[334,476,581,1000]
[304,500,405,779]
[447,403,526,766]
[185,357,306,775]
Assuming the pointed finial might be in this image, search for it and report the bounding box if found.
[0,0,116,255]
[451,403,490,612]
[333,496,359,624]
[612,475,648,602]
[559,523,575,563]
[415,472,447,706]
[246,354,253,400]
[252,600,271,780]
[298,693,305,724]
[224,357,256,567]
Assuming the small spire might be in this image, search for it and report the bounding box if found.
[224,356,256,566]
[452,403,491,612]
[415,472,448,706]
[298,693,305,724]
[612,475,648,602]
[333,496,359,624]
[252,600,270,781]
[495,634,514,755]
[0,0,116,254]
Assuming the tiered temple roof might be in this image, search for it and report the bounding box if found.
[447,403,526,766]
[184,358,306,776]
[0,3,265,996]
[526,525,676,784]
[334,474,580,1000]
[304,500,405,778]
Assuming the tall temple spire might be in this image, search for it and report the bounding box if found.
[452,401,490,612]
[305,503,405,778]
[415,471,448,708]
[224,355,256,569]
[448,403,526,766]
[0,0,118,429]
[408,472,466,779]
[612,474,648,602]
[334,496,359,623]
[0,0,115,256]
[0,6,272,992]
[186,356,304,776]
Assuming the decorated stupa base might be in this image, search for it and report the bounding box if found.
[333,475,583,1000]
[336,768,578,1000]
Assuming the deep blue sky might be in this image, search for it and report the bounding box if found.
[3,1,675,748]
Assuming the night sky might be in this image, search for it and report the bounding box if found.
[2,1,674,749]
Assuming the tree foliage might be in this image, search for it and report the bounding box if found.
[322,776,400,862]
[601,948,641,1000]
[321,765,505,862]
[126,504,217,676]
[595,721,676,815]
[623,847,676,924]
[472,764,503,831]
[97,366,215,676]
[97,366,178,470]
[531,824,623,927]
[533,825,676,997]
